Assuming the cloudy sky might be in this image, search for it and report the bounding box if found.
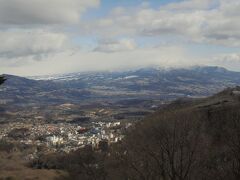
[0,0,239,76]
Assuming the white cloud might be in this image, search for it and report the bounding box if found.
[0,29,70,59]
[80,0,240,47]
[210,53,240,71]
[0,45,200,76]
[214,54,240,63]
[202,1,240,46]
[0,0,240,75]
[94,39,137,52]
[164,0,218,11]
[0,0,100,62]
[0,0,99,25]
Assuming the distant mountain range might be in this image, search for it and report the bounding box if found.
[1,65,240,124]
[1,66,240,107]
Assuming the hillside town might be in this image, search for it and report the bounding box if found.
[0,120,132,153]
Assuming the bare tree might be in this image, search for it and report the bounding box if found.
[108,110,204,180]
[220,107,240,180]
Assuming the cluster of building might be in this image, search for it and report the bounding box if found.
[0,121,132,153]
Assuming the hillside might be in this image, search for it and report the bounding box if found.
[105,87,240,180]
[1,66,240,180]
[28,87,240,180]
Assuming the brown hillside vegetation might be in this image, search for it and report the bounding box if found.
[0,151,67,180]
[30,87,240,180]
[106,87,240,180]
